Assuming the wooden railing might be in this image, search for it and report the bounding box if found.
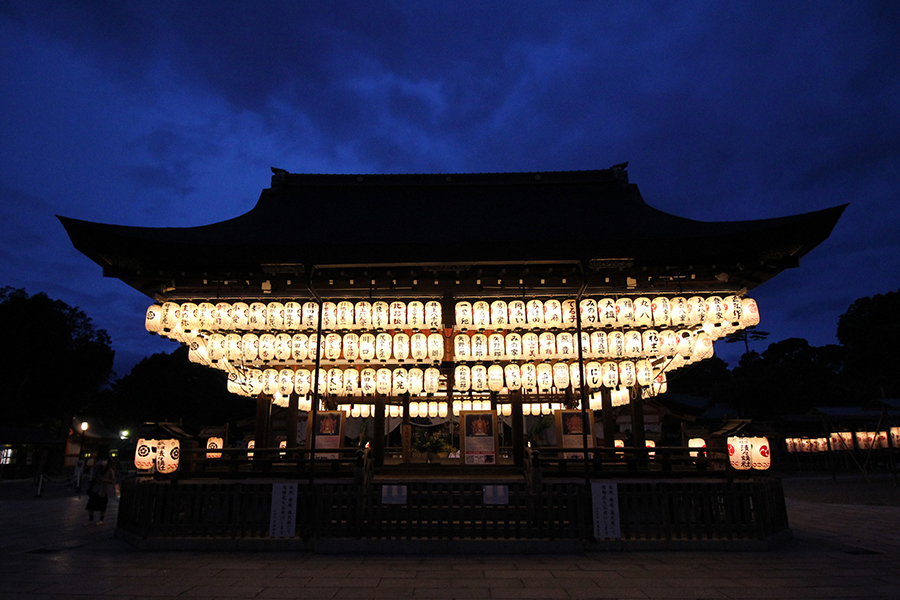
[117,475,787,543]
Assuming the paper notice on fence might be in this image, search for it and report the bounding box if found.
[269,482,298,538]
[591,481,621,540]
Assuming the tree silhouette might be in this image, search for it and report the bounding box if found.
[837,289,900,400]
[0,287,113,430]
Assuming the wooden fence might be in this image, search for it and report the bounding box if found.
[117,475,787,543]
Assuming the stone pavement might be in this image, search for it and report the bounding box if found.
[1,476,899,599]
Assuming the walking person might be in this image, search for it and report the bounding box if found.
[85,459,116,525]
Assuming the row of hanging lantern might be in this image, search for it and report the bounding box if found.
[146,300,443,336]
[726,436,771,470]
[134,438,180,474]
[146,295,760,339]
[452,361,667,394]
[786,429,900,452]
[186,330,446,366]
[454,296,759,331]
[330,400,569,419]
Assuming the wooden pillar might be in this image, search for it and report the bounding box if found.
[401,392,412,463]
[286,392,299,448]
[511,390,525,467]
[373,393,386,467]
[254,394,271,467]
[630,393,646,448]
[601,388,616,448]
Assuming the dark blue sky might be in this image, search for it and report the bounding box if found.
[1,1,898,378]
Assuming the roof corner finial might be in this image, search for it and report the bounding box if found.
[611,161,629,184]
[270,167,288,188]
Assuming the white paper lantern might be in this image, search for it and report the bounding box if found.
[585,361,602,388]
[424,367,440,394]
[538,332,556,358]
[359,333,376,361]
[354,301,372,329]
[589,331,607,358]
[214,302,233,331]
[692,332,714,361]
[156,438,180,474]
[728,436,752,470]
[618,361,636,387]
[317,301,335,330]
[601,361,619,388]
[308,334,322,361]
[635,359,653,387]
[273,333,292,361]
[596,298,615,327]
[658,330,678,357]
[741,298,761,328]
[261,368,278,395]
[196,302,216,331]
[334,301,353,329]
[579,298,598,326]
[641,330,660,357]
[623,330,642,358]
[301,302,318,329]
[407,301,425,329]
[683,296,704,326]
[526,299,544,327]
[688,438,706,458]
[290,333,309,361]
[490,300,508,327]
[750,437,771,470]
[536,363,553,393]
[521,363,537,392]
[408,401,419,418]
[669,297,688,327]
[160,301,180,333]
[504,363,522,390]
[375,368,392,395]
[553,362,570,390]
[375,332,393,361]
[543,299,562,327]
[248,302,267,330]
[360,368,376,395]
[410,332,428,361]
[389,301,407,328]
[488,333,505,360]
[560,298,576,327]
[455,301,473,327]
[343,368,359,395]
[569,362,581,390]
[508,300,527,326]
[427,333,444,362]
[277,368,294,396]
[408,367,424,395]
[372,301,390,329]
[283,301,301,330]
[293,369,311,396]
[488,364,505,392]
[342,332,359,361]
[266,302,285,330]
[675,330,694,357]
[650,297,669,327]
[579,331,590,357]
[207,333,226,362]
[241,333,259,362]
[705,296,725,325]
[225,333,242,361]
[454,364,471,391]
[454,334,471,360]
[556,332,574,358]
[472,300,490,328]
[145,304,163,334]
[505,332,523,360]
[633,297,652,327]
[393,332,410,362]
[425,300,442,329]
[723,295,743,325]
[134,438,157,470]
[615,298,635,325]
[471,364,488,391]
[258,333,276,362]
[232,302,250,330]
[392,368,409,394]
[179,303,199,334]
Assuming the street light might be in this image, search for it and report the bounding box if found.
[76,421,89,491]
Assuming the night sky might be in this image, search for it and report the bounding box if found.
[1,2,898,378]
